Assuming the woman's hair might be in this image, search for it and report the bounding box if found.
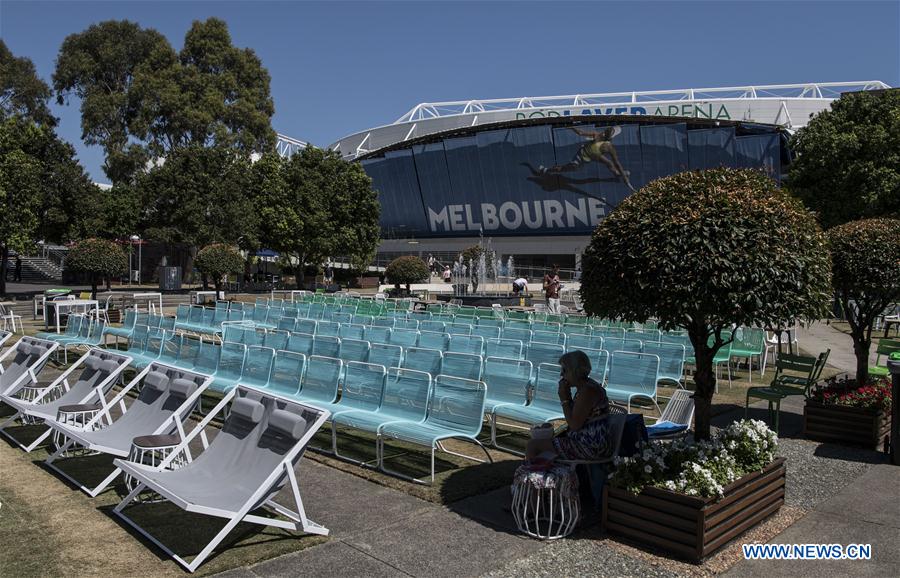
[559,350,591,380]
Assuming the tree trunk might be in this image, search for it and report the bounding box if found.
[297,253,307,289]
[201,273,209,291]
[105,275,112,291]
[91,274,98,300]
[852,333,871,386]
[0,245,8,296]
[213,278,222,299]
[688,322,717,441]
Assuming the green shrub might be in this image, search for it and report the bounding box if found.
[581,168,832,439]
[66,238,127,298]
[195,244,244,294]
[827,218,900,385]
[385,256,429,292]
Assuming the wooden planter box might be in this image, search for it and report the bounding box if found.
[602,457,786,562]
[804,400,890,449]
[107,309,121,324]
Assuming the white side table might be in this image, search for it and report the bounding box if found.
[511,463,580,540]
[53,403,103,456]
[124,434,187,502]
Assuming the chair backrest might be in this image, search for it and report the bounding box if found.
[659,388,694,427]
[731,327,765,354]
[312,335,341,358]
[268,351,305,395]
[331,312,353,325]
[252,305,269,324]
[371,317,395,329]
[447,323,472,336]
[316,320,341,338]
[339,323,366,340]
[417,330,449,352]
[440,352,483,382]
[365,326,392,344]
[482,357,531,405]
[532,322,561,333]
[50,350,129,406]
[295,318,318,335]
[570,347,609,383]
[0,337,58,394]
[485,338,524,360]
[175,304,191,322]
[300,355,341,403]
[402,347,442,376]
[276,316,297,333]
[242,346,275,389]
[425,375,486,436]
[393,318,419,331]
[502,327,533,343]
[389,328,419,348]
[772,352,817,384]
[339,362,386,412]
[567,333,603,351]
[380,368,431,421]
[216,342,247,385]
[533,363,566,412]
[176,336,202,368]
[339,338,371,364]
[368,343,403,369]
[420,320,446,333]
[192,339,221,374]
[641,342,686,383]
[263,330,290,352]
[471,325,501,340]
[596,327,625,339]
[607,352,659,399]
[532,330,566,346]
[448,334,484,356]
[286,332,314,356]
[352,314,373,326]
[526,342,565,370]
[476,317,503,329]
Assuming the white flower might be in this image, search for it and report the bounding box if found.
[644,465,653,474]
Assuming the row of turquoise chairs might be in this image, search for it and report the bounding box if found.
[36,314,106,363]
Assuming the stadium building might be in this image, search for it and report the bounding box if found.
[282,81,889,274]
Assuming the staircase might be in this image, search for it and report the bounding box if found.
[7,255,64,283]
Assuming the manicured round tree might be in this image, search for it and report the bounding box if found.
[827,218,900,385]
[580,168,832,440]
[194,244,244,296]
[385,256,429,293]
[66,238,128,299]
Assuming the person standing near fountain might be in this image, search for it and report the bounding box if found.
[512,276,528,296]
[443,265,452,283]
[543,265,561,314]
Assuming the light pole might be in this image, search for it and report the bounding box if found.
[130,235,141,285]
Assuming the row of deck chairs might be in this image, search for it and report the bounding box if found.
[0,337,331,573]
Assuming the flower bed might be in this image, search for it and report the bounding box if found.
[603,420,785,562]
[804,377,892,449]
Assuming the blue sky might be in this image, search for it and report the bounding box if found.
[2,0,898,182]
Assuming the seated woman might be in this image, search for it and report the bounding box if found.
[526,350,613,461]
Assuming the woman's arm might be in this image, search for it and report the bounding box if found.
[559,384,599,432]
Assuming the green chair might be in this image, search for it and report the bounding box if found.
[868,339,900,378]
[729,327,766,384]
[745,349,829,432]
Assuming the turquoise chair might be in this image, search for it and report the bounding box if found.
[295,319,318,335]
[339,339,371,364]
[533,331,566,346]
[316,321,341,338]
[402,347,442,376]
[175,336,204,371]
[312,336,341,359]
[296,355,342,406]
[394,319,419,331]
[525,342,565,379]
[471,325,501,340]
[156,331,182,366]
[606,351,660,413]
[388,329,419,348]
[276,317,297,333]
[103,309,138,345]
[567,333,604,351]
[380,374,491,483]
[417,331,449,351]
[729,327,766,383]
[365,326,392,344]
[209,342,247,392]
[447,323,473,336]
[369,343,403,369]
[533,322,561,333]
[448,334,484,356]
[262,330,290,352]
[420,320,446,333]
[351,314,373,327]
[286,332,314,356]
[191,339,221,375]
[339,324,366,340]
[485,338,523,360]
[440,352,483,382]
[686,332,733,390]
[642,341,686,387]
[492,362,566,454]
[330,368,432,469]
[327,362,388,459]
[502,327,533,343]
[267,351,305,396]
[482,356,533,452]
[242,345,275,389]
[569,346,609,383]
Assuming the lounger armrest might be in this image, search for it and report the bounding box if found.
[157,388,237,468]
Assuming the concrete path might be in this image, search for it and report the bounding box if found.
[796,321,877,375]
[724,463,900,577]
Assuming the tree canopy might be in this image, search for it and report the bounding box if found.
[385,256,429,291]
[581,168,832,439]
[194,243,244,295]
[65,238,128,298]
[0,39,55,126]
[827,218,900,385]
[787,89,900,229]
[53,18,275,184]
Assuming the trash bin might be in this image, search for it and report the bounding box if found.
[158,267,182,291]
[44,289,71,328]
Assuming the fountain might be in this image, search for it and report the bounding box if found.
[438,231,532,307]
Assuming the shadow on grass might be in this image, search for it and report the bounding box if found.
[102,500,326,576]
[37,450,124,494]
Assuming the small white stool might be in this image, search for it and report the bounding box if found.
[511,463,580,540]
[53,403,103,455]
[125,434,187,502]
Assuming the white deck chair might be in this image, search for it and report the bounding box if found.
[113,386,330,573]
[0,336,59,399]
[0,303,23,334]
[45,362,211,496]
[0,349,131,451]
[646,389,694,440]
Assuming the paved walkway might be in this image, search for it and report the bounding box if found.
[725,463,900,577]
[796,321,878,375]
